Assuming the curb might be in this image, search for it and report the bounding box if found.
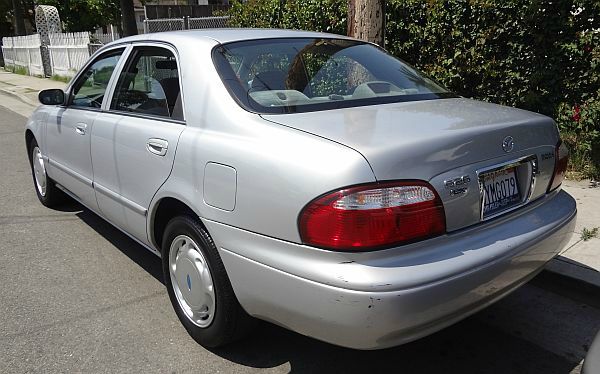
[535,268,600,310]
[545,256,600,290]
[0,86,39,108]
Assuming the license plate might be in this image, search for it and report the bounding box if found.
[482,167,521,217]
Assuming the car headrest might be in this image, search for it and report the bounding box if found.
[251,71,287,91]
[156,60,178,70]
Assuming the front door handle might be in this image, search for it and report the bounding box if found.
[147,138,168,156]
[75,123,87,135]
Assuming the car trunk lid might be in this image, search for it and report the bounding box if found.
[262,98,560,231]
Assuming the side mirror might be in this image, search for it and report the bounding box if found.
[38,89,65,105]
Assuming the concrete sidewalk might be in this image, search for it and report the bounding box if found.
[547,179,600,287]
[0,69,66,108]
[1,69,598,288]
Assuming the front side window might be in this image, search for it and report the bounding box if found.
[71,49,123,108]
[110,47,183,120]
[213,38,455,114]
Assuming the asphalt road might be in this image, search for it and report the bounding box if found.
[1,101,599,373]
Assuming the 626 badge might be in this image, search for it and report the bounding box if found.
[444,175,471,196]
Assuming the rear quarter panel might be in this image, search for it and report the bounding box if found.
[152,112,376,244]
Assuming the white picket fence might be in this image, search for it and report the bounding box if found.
[2,31,120,78]
[47,32,91,77]
[1,34,44,76]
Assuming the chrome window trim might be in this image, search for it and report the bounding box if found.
[59,106,103,113]
[104,41,187,123]
[98,109,186,126]
[476,154,538,222]
[100,44,133,111]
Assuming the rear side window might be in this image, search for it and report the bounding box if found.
[70,49,123,109]
[110,46,183,120]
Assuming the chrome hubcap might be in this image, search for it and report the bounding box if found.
[32,147,47,197]
[169,235,215,328]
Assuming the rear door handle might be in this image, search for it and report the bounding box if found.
[146,138,168,156]
[75,123,87,135]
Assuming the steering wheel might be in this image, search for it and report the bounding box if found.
[90,96,103,108]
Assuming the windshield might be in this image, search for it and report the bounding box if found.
[212,38,455,114]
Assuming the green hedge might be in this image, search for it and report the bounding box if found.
[226,0,347,34]
[225,0,600,179]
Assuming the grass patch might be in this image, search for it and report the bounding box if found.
[563,135,600,181]
[566,153,600,181]
[581,227,599,241]
[3,64,29,75]
[50,75,71,83]
[6,65,29,76]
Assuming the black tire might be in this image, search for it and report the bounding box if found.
[28,138,66,208]
[162,215,255,348]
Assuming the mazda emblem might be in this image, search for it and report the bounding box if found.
[502,136,514,153]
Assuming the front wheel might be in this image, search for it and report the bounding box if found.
[162,215,255,348]
[28,138,66,207]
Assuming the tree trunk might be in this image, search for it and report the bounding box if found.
[11,0,26,36]
[120,0,138,36]
[347,0,385,47]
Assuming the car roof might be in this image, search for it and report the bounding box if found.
[107,28,356,47]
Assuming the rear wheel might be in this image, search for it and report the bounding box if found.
[29,139,66,207]
[162,215,255,347]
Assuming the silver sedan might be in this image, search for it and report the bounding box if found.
[26,29,576,350]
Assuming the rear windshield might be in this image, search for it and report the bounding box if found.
[212,38,455,114]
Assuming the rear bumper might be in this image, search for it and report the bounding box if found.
[583,330,600,374]
[206,190,577,350]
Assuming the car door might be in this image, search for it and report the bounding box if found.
[45,48,125,211]
[91,44,186,245]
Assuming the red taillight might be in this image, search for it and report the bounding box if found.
[548,140,569,192]
[299,181,446,251]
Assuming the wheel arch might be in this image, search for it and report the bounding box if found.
[150,196,207,253]
[25,129,35,161]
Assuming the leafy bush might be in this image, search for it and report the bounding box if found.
[557,28,600,179]
[36,0,121,33]
[556,92,600,179]
[225,0,600,178]
[226,0,347,35]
